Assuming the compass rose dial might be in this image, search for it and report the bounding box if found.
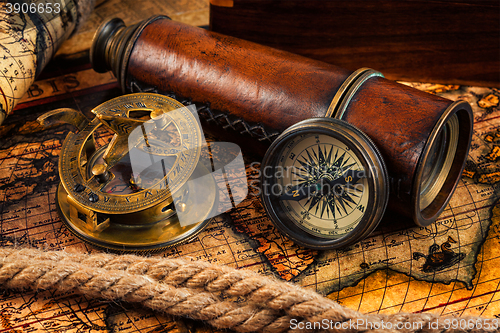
[278,134,369,238]
[261,118,389,249]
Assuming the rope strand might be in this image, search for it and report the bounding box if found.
[0,247,494,333]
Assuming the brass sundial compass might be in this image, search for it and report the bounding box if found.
[38,93,217,252]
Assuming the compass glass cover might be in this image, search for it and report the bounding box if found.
[261,118,388,250]
[276,133,369,239]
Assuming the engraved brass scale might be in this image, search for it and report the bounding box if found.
[40,92,388,252]
[38,90,461,252]
[38,93,217,252]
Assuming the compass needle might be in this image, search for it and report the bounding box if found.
[317,146,325,165]
[326,145,334,165]
[261,118,389,249]
[312,195,322,215]
[334,151,346,169]
[311,148,319,165]
[305,149,317,168]
[327,198,337,219]
[336,194,348,215]
[342,162,356,172]
[320,199,328,219]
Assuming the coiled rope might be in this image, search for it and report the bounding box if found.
[0,247,493,333]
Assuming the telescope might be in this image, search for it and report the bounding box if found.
[88,16,472,249]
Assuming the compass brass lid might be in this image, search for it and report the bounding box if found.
[260,118,389,250]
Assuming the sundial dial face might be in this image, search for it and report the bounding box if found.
[38,93,216,252]
[58,93,202,214]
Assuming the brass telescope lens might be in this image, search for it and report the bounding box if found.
[88,18,474,230]
[419,113,459,210]
[413,101,472,227]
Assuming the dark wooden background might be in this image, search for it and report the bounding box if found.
[210,0,500,87]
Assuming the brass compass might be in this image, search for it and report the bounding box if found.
[261,118,389,249]
[38,93,217,252]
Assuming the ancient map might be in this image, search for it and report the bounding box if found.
[0,0,499,332]
[0,0,83,125]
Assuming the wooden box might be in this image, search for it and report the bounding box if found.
[210,0,500,87]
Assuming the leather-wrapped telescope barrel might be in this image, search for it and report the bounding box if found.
[90,15,473,228]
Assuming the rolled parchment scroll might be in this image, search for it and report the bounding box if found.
[0,0,97,125]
